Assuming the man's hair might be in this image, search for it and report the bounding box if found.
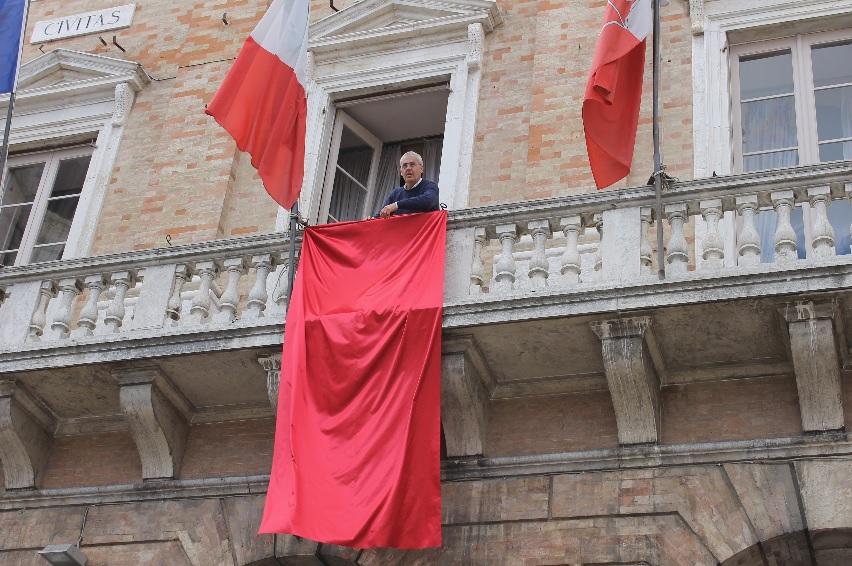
[399,151,424,167]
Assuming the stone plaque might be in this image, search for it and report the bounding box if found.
[31,4,136,43]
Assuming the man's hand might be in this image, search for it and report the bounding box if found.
[379,202,399,218]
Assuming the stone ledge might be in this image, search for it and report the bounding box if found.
[1,435,849,510]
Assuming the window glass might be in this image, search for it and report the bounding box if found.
[328,126,374,223]
[739,52,798,172]
[827,199,852,256]
[32,156,90,262]
[0,163,45,266]
[740,51,795,99]
[811,41,852,88]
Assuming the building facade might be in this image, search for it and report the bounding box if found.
[0,0,851,564]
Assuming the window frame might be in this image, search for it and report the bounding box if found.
[317,110,383,224]
[730,28,852,173]
[1,145,94,266]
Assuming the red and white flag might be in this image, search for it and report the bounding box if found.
[206,0,309,209]
[582,0,653,189]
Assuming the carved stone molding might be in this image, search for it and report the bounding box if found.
[467,23,484,69]
[112,82,136,126]
[257,353,282,412]
[590,316,662,445]
[112,365,190,480]
[689,0,705,34]
[442,335,492,457]
[779,299,846,433]
[0,381,52,489]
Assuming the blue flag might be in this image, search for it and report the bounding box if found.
[0,0,26,95]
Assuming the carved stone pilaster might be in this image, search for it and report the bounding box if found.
[112,366,190,480]
[780,300,846,433]
[257,353,281,412]
[0,381,52,489]
[442,336,491,457]
[591,317,662,445]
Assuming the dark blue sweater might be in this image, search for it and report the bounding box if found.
[377,179,440,216]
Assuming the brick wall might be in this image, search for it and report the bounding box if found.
[487,390,619,456]
[16,0,695,256]
[40,432,142,489]
[469,0,694,206]
[179,418,275,479]
[661,375,804,444]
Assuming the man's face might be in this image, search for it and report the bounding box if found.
[400,157,424,185]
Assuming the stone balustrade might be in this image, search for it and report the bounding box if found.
[448,161,852,297]
[0,233,294,354]
[0,161,851,367]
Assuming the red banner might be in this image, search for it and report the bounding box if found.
[259,211,446,549]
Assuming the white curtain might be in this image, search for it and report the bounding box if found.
[421,137,443,183]
[742,96,798,172]
[329,148,372,222]
[371,143,402,215]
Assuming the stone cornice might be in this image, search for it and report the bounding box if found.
[309,0,502,54]
[0,49,149,112]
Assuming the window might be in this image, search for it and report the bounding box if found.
[732,30,852,173]
[731,30,852,259]
[0,147,93,266]
[317,86,449,224]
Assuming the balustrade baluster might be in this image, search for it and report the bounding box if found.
[166,264,192,321]
[50,278,83,339]
[808,186,835,260]
[771,190,798,265]
[469,227,486,295]
[493,223,518,294]
[559,216,582,285]
[735,195,761,267]
[664,203,689,275]
[189,261,220,323]
[592,214,603,278]
[245,254,274,319]
[639,208,654,276]
[699,199,724,271]
[104,271,135,333]
[527,220,552,289]
[76,274,108,337]
[29,281,57,340]
[217,257,248,323]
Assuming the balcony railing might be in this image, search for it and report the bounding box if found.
[1,161,851,368]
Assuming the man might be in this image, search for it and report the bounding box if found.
[377,151,439,218]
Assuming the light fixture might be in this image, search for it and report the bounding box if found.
[37,544,87,566]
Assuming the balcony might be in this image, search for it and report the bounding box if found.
[0,162,850,490]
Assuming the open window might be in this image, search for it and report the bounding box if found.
[317,85,449,224]
[1,146,93,266]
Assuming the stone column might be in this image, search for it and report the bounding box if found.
[780,300,846,433]
[600,207,642,282]
[590,316,661,445]
[442,336,492,457]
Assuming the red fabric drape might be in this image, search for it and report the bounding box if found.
[259,211,446,549]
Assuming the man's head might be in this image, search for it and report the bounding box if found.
[399,151,424,188]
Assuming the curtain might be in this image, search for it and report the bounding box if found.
[328,147,372,222]
[371,143,401,215]
[421,137,443,183]
[742,96,798,172]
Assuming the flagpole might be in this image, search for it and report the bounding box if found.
[285,201,298,306]
[652,0,666,281]
[0,0,30,194]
